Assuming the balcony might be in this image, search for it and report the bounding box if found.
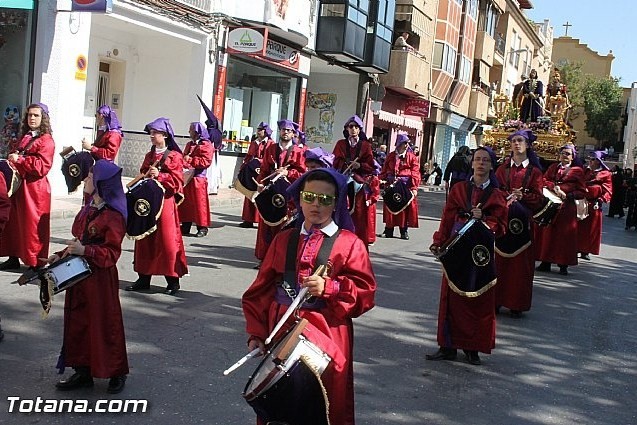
[475,31,496,67]
[494,32,505,65]
[379,49,430,97]
[468,87,490,122]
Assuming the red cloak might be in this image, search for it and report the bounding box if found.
[577,168,612,255]
[90,130,122,161]
[179,139,214,227]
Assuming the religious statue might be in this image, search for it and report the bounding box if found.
[545,68,571,121]
[520,69,543,123]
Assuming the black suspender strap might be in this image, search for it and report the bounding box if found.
[466,182,494,213]
[283,228,341,290]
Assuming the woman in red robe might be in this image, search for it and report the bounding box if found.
[239,122,274,228]
[494,130,544,317]
[179,122,214,237]
[0,103,54,270]
[577,151,613,259]
[243,168,376,425]
[125,118,188,295]
[534,144,586,275]
[378,134,421,239]
[52,160,129,394]
[427,147,507,365]
[81,105,123,161]
[254,120,305,262]
[332,115,376,246]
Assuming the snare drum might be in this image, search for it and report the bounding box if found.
[0,159,22,197]
[533,188,563,226]
[61,150,95,193]
[255,177,290,226]
[126,179,166,240]
[382,178,415,215]
[244,319,331,425]
[39,255,92,315]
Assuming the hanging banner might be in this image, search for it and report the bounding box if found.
[71,0,112,12]
[404,99,431,118]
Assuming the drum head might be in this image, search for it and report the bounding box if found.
[542,187,562,204]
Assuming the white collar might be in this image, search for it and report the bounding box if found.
[279,141,292,150]
[349,137,359,147]
[300,220,339,237]
[90,199,106,210]
[470,176,491,189]
[155,147,167,154]
[510,158,529,168]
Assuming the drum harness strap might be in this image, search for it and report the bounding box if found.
[275,143,295,170]
[344,139,362,172]
[278,229,341,310]
[150,145,172,172]
[504,162,534,194]
[16,134,40,155]
[464,182,494,219]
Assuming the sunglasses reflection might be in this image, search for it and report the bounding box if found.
[300,191,335,206]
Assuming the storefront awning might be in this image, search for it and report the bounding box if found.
[378,110,404,125]
[403,116,423,130]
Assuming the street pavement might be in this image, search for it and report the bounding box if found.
[1,189,636,425]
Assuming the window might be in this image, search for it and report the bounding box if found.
[459,57,472,83]
[478,1,499,37]
[467,0,478,20]
[347,0,368,27]
[321,4,346,17]
[376,0,395,42]
[433,42,444,68]
[433,42,457,74]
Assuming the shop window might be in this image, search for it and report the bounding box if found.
[222,57,300,148]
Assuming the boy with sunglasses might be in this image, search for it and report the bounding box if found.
[242,168,376,424]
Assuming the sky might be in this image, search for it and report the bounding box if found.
[526,0,636,86]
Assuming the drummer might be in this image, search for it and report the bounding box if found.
[0,103,54,270]
[577,151,612,260]
[239,122,274,228]
[378,134,421,240]
[427,147,507,365]
[242,168,376,424]
[81,105,123,161]
[253,119,306,265]
[179,122,214,237]
[494,130,544,318]
[49,160,129,394]
[125,118,188,295]
[534,144,586,275]
[332,115,376,246]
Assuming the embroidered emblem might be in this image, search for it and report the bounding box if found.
[134,199,151,216]
[392,192,403,203]
[272,194,286,208]
[509,218,524,235]
[89,226,97,235]
[68,164,81,177]
[472,245,490,266]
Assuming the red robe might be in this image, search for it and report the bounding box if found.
[179,139,214,227]
[333,138,376,244]
[577,168,612,255]
[0,174,9,233]
[61,206,129,378]
[90,130,122,161]
[254,142,305,260]
[241,138,274,223]
[534,163,586,265]
[134,149,188,277]
[379,150,421,228]
[0,133,54,266]
[242,227,376,425]
[366,176,381,244]
[495,161,544,312]
[432,181,507,353]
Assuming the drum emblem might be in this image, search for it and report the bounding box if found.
[509,218,524,235]
[68,164,81,177]
[471,245,490,266]
[272,194,286,208]
[255,167,260,174]
[392,192,403,203]
[134,199,152,216]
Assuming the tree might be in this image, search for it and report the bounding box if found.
[558,62,585,121]
[581,76,623,147]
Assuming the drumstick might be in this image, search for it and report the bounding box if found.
[222,348,261,376]
[264,264,326,345]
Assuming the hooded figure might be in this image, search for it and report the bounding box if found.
[144,117,182,153]
[304,147,335,170]
[82,105,124,161]
[97,105,122,133]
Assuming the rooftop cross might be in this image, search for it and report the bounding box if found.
[563,21,572,36]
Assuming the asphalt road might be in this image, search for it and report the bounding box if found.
[1,191,636,424]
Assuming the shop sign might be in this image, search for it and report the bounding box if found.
[227,28,266,55]
[404,99,431,118]
[248,39,300,72]
[0,0,34,9]
[70,0,112,12]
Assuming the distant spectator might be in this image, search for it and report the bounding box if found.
[443,146,472,189]
[375,144,387,167]
[394,32,413,51]
[431,162,443,186]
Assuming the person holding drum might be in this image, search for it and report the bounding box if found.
[81,105,123,161]
[253,119,306,264]
[332,115,376,247]
[0,103,54,271]
[242,168,376,425]
[494,130,545,318]
[50,160,129,394]
[238,122,275,228]
[577,151,612,261]
[179,122,214,238]
[378,134,421,240]
[427,147,508,365]
[125,118,188,295]
[535,144,586,275]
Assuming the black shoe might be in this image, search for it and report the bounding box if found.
[380,229,394,238]
[426,347,457,361]
[163,283,180,296]
[195,228,208,238]
[580,253,591,260]
[536,262,551,272]
[400,230,409,240]
[463,350,481,365]
[510,310,523,318]
[125,279,151,291]
[107,375,127,394]
[558,265,568,276]
[239,221,254,228]
[0,257,20,271]
[253,262,261,270]
[56,372,94,390]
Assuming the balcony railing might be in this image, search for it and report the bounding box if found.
[495,32,505,57]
